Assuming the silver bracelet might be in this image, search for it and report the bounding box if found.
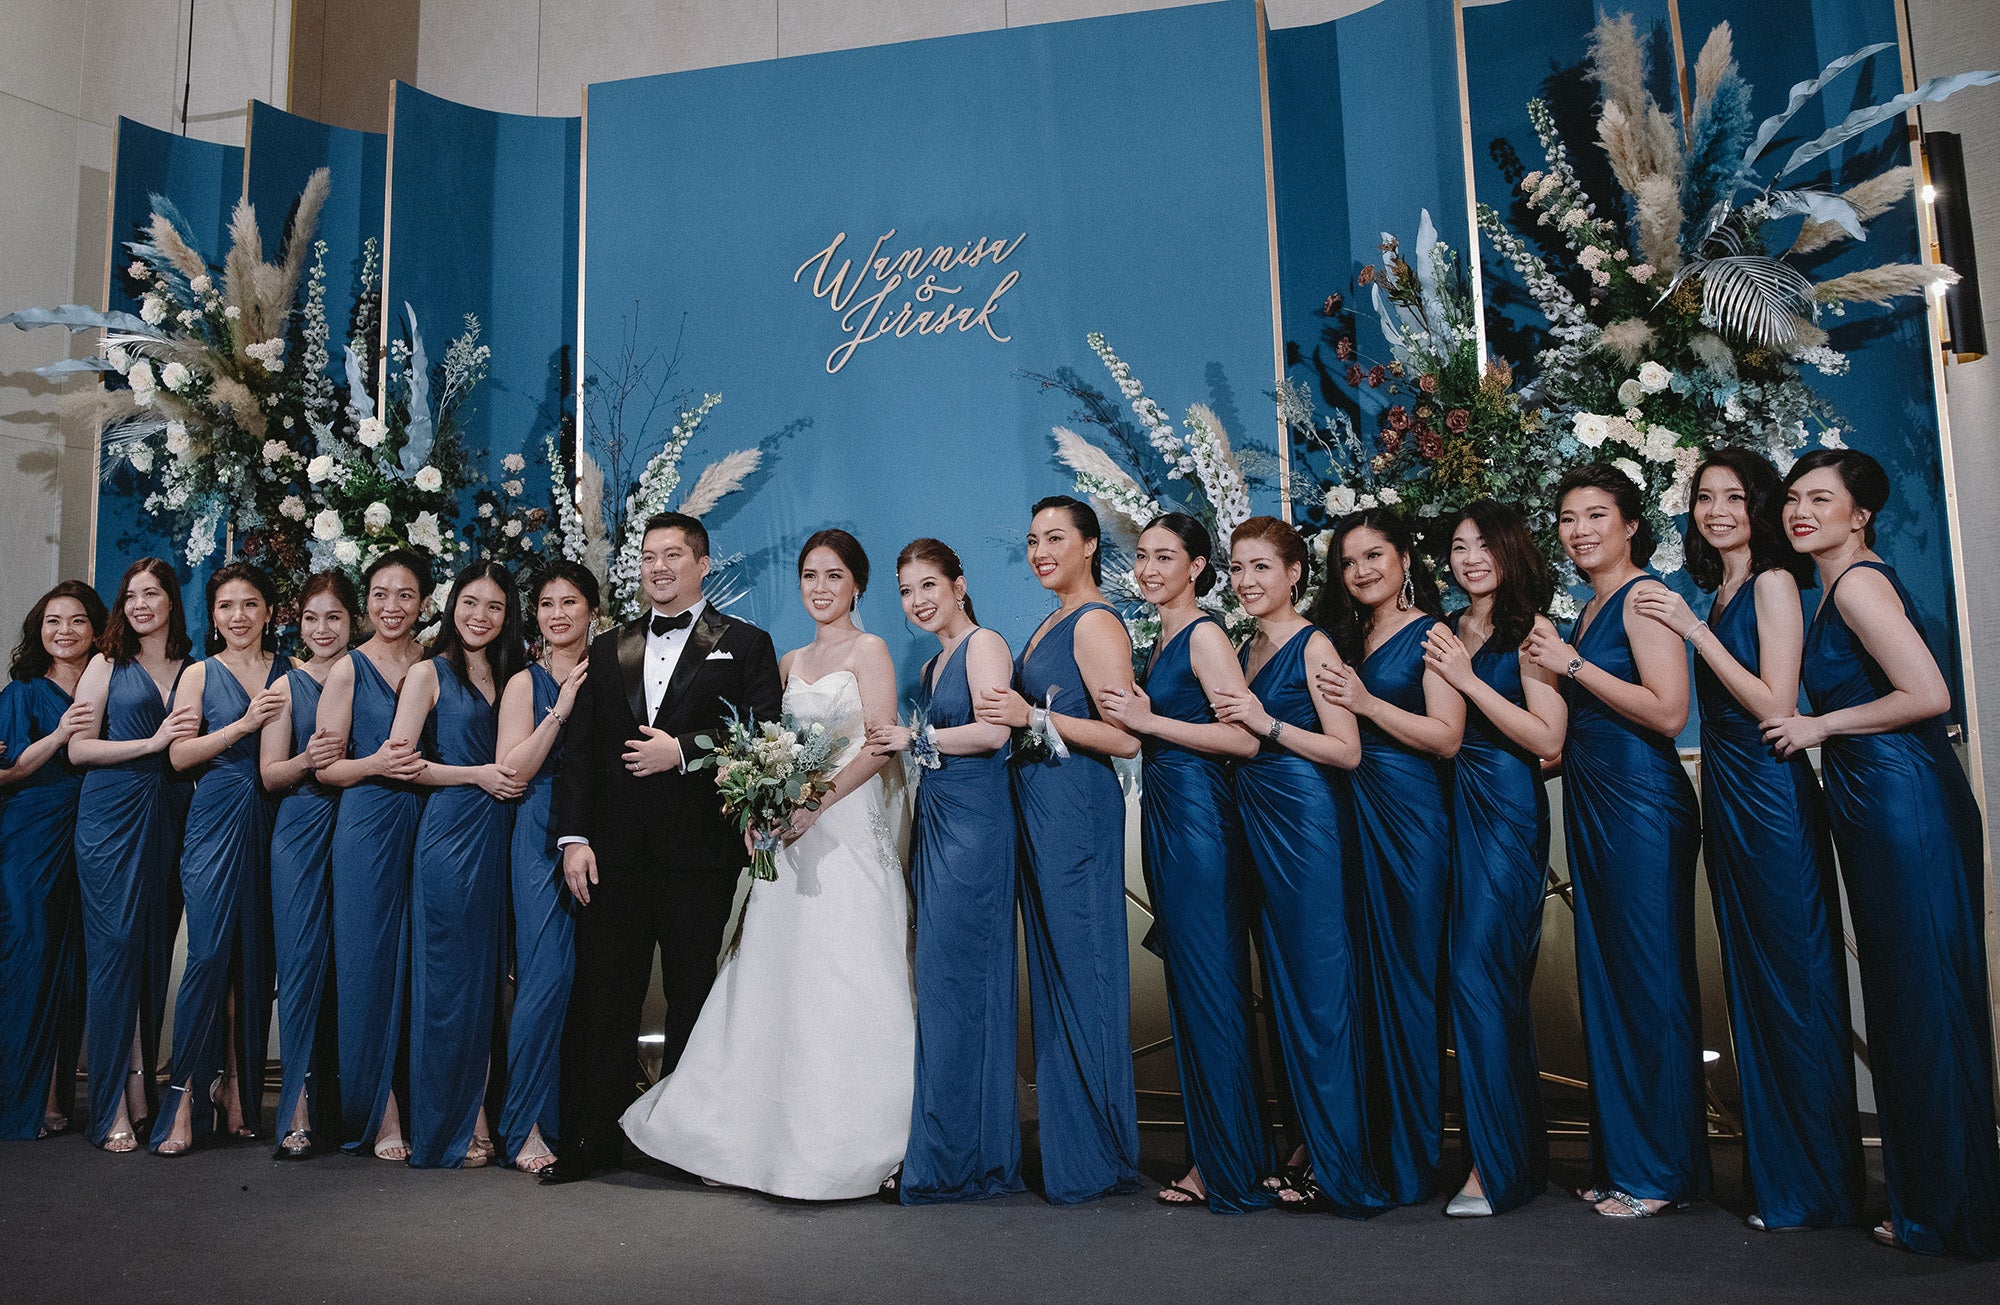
[1265,718,1285,744]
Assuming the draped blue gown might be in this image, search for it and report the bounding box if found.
[1235,627,1390,1217]
[330,650,422,1152]
[74,658,186,1145]
[1805,561,1998,1256]
[1697,580,1861,1228]
[151,658,282,1149]
[497,663,575,1165]
[270,667,341,1141]
[1350,616,1451,1204]
[1137,619,1272,1212]
[1564,575,1708,1203]
[0,677,84,1139]
[901,632,1025,1204]
[409,658,509,1167]
[1012,601,1143,1203]
[1445,621,1550,1213]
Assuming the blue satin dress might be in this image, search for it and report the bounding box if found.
[0,677,84,1139]
[1012,601,1143,1203]
[74,658,186,1145]
[497,663,575,1165]
[1445,620,1550,1213]
[1564,575,1708,1203]
[329,650,422,1152]
[1235,627,1389,1217]
[1350,615,1451,1204]
[1805,561,1998,1256]
[1698,581,1861,1227]
[901,632,1025,1204]
[409,658,509,1167]
[270,667,341,1140]
[151,658,282,1149]
[1138,618,1272,1212]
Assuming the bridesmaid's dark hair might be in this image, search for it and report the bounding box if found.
[798,529,870,609]
[1684,448,1816,592]
[203,561,280,656]
[11,580,107,682]
[1308,508,1443,665]
[532,559,602,613]
[1030,495,1104,585]
[896,538,977,624]
[1554,462,1655,567]
[1444,500,1551,651]
[1784,448,1890,548]
[1230,516,1309,603]
[430,560,527,693]
[363,548,436,601]
[98,557,192,662]
[297,569,362,620]
[1140,512,1218,598]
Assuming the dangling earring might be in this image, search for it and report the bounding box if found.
[1397,571,1415,611]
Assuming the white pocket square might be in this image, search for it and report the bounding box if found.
[705,650,734,661]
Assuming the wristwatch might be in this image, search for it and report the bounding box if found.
[1266,718,1285,744]
[1564,656,1584,680]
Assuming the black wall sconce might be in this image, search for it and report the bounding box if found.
[1924,131,1986,363]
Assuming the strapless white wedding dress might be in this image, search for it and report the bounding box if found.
[620,670,916,1199]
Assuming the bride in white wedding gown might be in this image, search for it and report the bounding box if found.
[621,531,915,1200]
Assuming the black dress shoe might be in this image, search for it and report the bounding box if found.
[537,1151,598,1185]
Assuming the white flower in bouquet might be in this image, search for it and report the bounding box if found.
[1573,412,1610,448]
[312,507,343,542]
[333,538,362,567]
[477,502,494,519]
[356,416,387,449]
[244,338,286,372]
[127,445,154,473]
[139,297,166,326]
[189,275,211,295]
[128,359,157,406]
[1637,361,1672,394]
[1650,530,1684,575]
[261,439,288,465]
[502,479,524,498]
[408,510,444,553]
[177,310,199,329]
[1617,378,1645,407]
[1641,426,1679,463]
[503,519,522,538]
[105,346,130,374]
[1820,428,1847,450]
[1628,263,1656,284]
[279,494,306,521]
[1612,458,1645,489]
[1324,484,1358,516]
[127,261,147,281]
[413,465,443,493]
[306,454,335,484]
[224,305,240,320]
[1377,485,1401,505]
[363,501,392,531]
[502,453,525,474]
[164,422,190,457]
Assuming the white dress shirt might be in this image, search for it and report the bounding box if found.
[644,597,709,724]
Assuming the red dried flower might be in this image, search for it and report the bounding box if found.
[1346,364,1364,388]
[1416,426,1444,459]
[1367,365,1386,388]
[1357,264,1376,286]
[1444,408,1470,434]
[1335,336,1355,361]
[1385,405,1412,432]
[1417,373,1439,394]
[1320,293,1344,317]
[1379,429,1404,455]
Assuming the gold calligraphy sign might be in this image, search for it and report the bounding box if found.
[793,230,1026,375]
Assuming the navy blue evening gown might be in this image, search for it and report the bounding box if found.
[1697,582,1861,1227]
[1445,619,1550,1213]
[1138,619,1272,1212]
[901,632,1025,1204]
[270,667,341,1141]
[409,657,509,1167]
[1011,602,1143,1203]
[1564,576,1708,1204]
[1804,561,1998,1256]
[0,677,84,1138]
[1235,627,1389,1216]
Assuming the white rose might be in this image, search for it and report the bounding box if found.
[313,508,344,541]
[279,494,306,521]
[1641,426,1679,463]
[356,417,387,449]
[407,510,443,553]
[164,422,190,457]
[1638,361,1672,393]
[1617,378,1644,407]
[1323,485,1358,516]
[189,275,211,295]
[502,453,526,474]
[160,361,190,392]
[127,445,154,473]
[127,261,148,281]
[262,439,288,465]
[1377,485,1400,505]
[307,455,334,484]
[477,502,494,519]
[139,297,166,325]
[363,501,392,531]
[504,519,522,538]
[224,305,240,320]
[1612,457,1646,489]
[105,346,130,374]
[502,479,524,497]
[413,465,443,493]
[128,358,155,389]
[1572,412,1610,448]
[333,539,362,567]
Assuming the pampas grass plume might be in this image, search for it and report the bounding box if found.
[1815,263,1959,306]
[1595,318,1657,365]
[676,448,762,519]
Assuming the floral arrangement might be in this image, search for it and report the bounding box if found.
[465,448,552,570]
[1475,15,1993,575]
[689,707,846,882]
[1044,332,1257,662]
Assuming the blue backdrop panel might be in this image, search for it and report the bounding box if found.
[244,100,387,366]
[384,82,580,516]
[583,0,1281,675]
[1269,0,1470,519]
[99,117,243,612]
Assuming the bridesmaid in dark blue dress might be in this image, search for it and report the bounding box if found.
[1524,463,1706,1217]
[317,549,433,1159]
[1310,508,1465,1206]
[974,496,1143,1204]
[1100,514,1268,1213]
[396,561,527,1169]
[151,563,288,1154]
[870,539,1023,1203]
[1214,517,1389,1218]
[258,571,361,1158]
[68,557,196,1151]
[1421,502,1566,1217]
[0,581,104,1139]
[1634,449,1862,1231]
[1767,449,1999,1257]
[495,562,595,1174]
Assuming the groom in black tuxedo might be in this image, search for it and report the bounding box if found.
[541,510,782,1184]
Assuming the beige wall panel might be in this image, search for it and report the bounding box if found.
[536,0,777,116]
[79,0,183,130]
[183,0,281,144]
[776,0,1002,58]
[0,0,87,119]
[417,0,541,114]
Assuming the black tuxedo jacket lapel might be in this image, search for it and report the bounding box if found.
[656,605,726,728]
[615,619,648,728]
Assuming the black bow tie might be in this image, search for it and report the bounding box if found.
[651,610,693,637]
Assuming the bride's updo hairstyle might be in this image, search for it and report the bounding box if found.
[896,537,978,624]
[798,528,870,611]
[1141,511,1218,598]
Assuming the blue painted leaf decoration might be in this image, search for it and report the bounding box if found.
[0,304,156,334]
[1743,43,1896,166]
[32,357,121,378]
[343,343,375,421]
[1764,189,1865,241]
[1778,70,2000,178]
[399,302,435,475]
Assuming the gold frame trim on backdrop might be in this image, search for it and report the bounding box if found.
[1255,1,1292,523]
[575,84,590,482]
[90,125,123,589]
[378,81,401,401]
[1451,0,1489,366]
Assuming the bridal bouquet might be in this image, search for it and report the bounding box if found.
[690,707,846,882]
